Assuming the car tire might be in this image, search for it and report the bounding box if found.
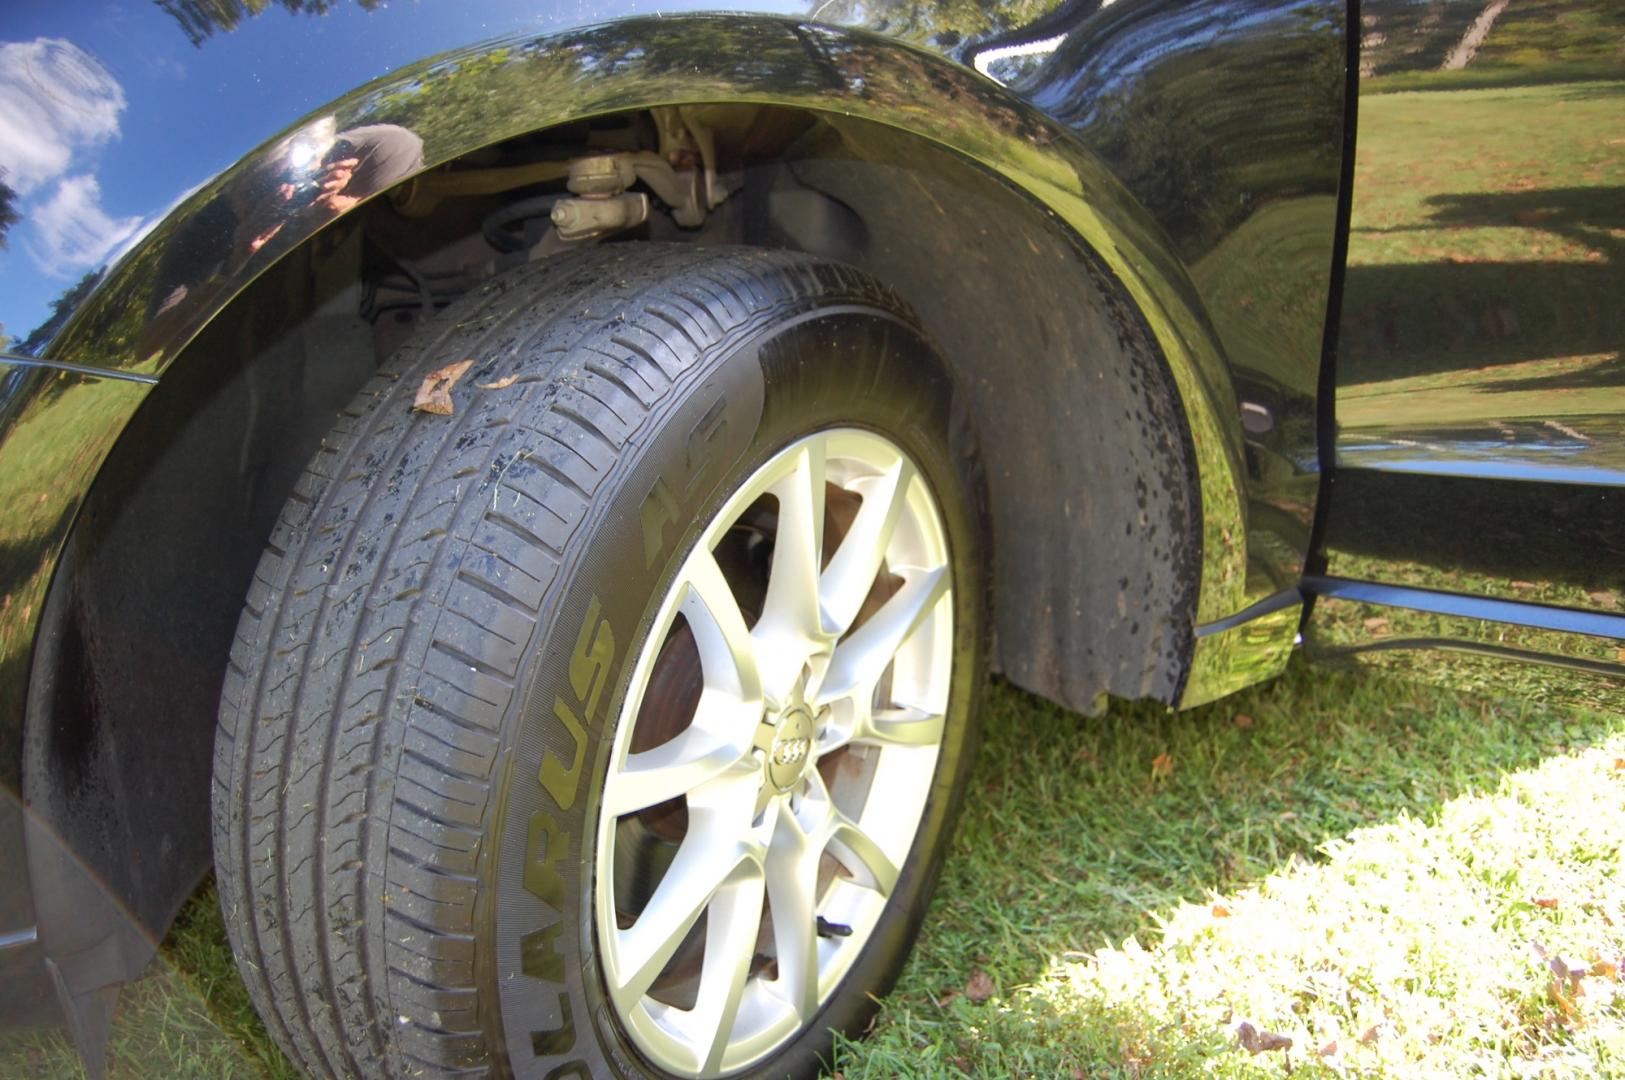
[214,243,985,1079]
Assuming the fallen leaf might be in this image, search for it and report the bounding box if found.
[1360,1025,1380,1044]
[413,359,474,415]
[1073,746,1094,763]
[1317,1040,1338,1058]
[1211,904,1231,918]
[1588,590,1619,608]
[1362,616,1390,633]
[1151,752,1174,779]
[1233,713,1255,730]
[477,373,520,390]
[1549,953,1585,991]
[1590,959,1619,981]
[965,970,995,1003]
[1615,758,1625,771]
[948,1058,971,1074]
[1236,1022,1293,1054]
[936,988,962,1007]
[1534,897,1560,909]
[1510,580,1537,591]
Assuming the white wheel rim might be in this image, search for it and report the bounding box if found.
[593,428,954,1078]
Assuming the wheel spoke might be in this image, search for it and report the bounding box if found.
[764,783,834,1020]
[681,548,762,704]
[610,829,760,1010]
[820,458,914,636]
[820,703,946,756]
[828,813,899,896]
[753,442,827,699]
[692,868,767,1074]
[863,705,945,749]
[815,565,948,708]
[607,722,751,816]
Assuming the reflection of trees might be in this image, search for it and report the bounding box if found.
[155,0,382,47]
[15,269,103,358]
[0,170,18,251]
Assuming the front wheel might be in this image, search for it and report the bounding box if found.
[214,244,985,1079]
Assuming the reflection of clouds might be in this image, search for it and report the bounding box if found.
[0,38,125,195]
[26,174,143,277]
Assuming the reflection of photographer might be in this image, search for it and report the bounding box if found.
[144,119,423,341]
[281,124,425,217]
[245,122,424,254]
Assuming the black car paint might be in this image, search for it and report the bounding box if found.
[1302,0,1625,705]
[2,0,1613,1067]
[0,0,1343,1049]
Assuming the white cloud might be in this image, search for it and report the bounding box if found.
[0,38,125,195]
[26,174,143,277]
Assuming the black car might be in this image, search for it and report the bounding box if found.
[0,0,1619,1076]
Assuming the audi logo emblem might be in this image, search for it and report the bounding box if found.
[771,737,810,766]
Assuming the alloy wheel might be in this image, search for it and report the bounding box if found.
[594,428,954,1077]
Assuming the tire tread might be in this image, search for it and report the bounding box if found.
[215,245,916,1078]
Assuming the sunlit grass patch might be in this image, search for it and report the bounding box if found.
[833,661,1625,1078]
[1038,740,1625,1076]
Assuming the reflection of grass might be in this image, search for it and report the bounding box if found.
[1193,196,1337,400]
[1341,79,1623,387]
[0,373,144,549]
[836,662,1625,1077]
[21,663,1618,1077]
[1341,351,1624,428]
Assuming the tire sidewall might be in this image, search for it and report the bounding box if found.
[490,304,984,1080]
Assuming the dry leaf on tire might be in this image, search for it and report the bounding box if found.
[1236,1022,1292,1054]
[478,373,520,390]
[413,359,474,415]
[965,969,995,1002]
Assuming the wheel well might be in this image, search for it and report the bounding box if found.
[24,104,1201,966]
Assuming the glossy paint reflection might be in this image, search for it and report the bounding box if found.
[1327,0,1625,612]
[1025,0,1347,597]
[0,0,1052,352]
[1308,588,1625,718]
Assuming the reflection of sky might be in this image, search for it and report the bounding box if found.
[0,0,805,348]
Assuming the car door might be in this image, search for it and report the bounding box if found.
[1304,0,1625,710]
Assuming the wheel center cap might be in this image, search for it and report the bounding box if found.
[765,706,815,792]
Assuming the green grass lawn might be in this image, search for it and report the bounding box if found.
[5,659,1621,1078]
